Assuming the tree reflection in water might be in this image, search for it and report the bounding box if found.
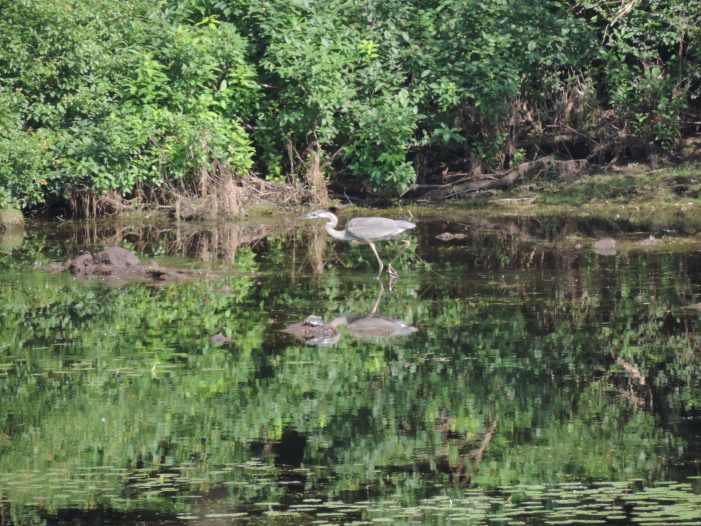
[1,216,701,524]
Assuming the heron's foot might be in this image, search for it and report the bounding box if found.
[388,273,397,292]
[387,264,399,280]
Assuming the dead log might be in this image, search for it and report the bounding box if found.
[424,159,552,200]
[515,133,592,149]
[416,159,589,201]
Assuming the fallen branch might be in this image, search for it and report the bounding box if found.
[423,159,554,201]
[399,184,444,197]
[417,159,589,201]
[515,133,593,149]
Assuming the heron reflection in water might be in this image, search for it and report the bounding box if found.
[303,210,416,278]
[282,282,417,347]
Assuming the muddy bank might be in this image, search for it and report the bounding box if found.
[49,246,211,286]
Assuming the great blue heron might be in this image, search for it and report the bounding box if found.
[303,210,416,277]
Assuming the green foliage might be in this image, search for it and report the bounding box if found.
[222,0,420,192]
[0,0,257,207]
[592,0,701,146]
[566,1,691,149]
[1,0,700,208]
[344,90,419,191]
[0,89,51,208]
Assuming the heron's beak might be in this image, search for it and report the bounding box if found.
[301,212,316,219]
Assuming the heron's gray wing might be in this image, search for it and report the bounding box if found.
[346,217,407,241]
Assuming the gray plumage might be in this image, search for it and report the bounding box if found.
[345,217,416,242]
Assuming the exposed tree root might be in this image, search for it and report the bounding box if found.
[170,168,323,221]
[67,190,134,218]
[65,157,327,219]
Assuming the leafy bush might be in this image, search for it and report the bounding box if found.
[0,0,257,209]
[344,90,419,192]
[0,89,51,209]
[594,0,701,147]
[1,0,700,210]
[225,0,420,192]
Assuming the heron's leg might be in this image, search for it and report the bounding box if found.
[387,239,412,278]
[368,242,384,278]
[370,281,385,314]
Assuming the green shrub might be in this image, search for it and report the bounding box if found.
[0,0,257,209]
[1,0,700,210]
[0,89,51,209]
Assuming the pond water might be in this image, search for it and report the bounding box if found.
[1,211,700,525]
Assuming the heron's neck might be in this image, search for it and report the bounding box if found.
[324,217,351,241]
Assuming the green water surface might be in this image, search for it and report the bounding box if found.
[0,213,700,525]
